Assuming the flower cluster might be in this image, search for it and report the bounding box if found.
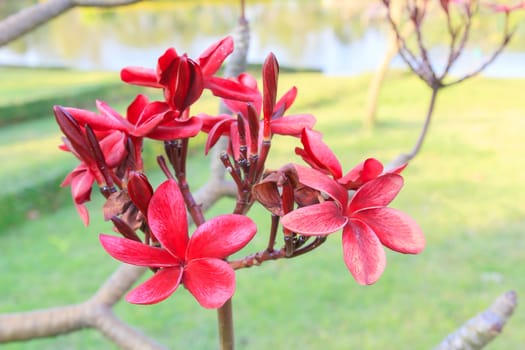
[54,36,424,308]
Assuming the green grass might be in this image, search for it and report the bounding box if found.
[0,68,154,126]
[1,69,524,349]
[0,68,163,229]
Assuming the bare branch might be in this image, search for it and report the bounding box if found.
[0,304,88,342]
[87,305,168,350]
[90,264,146,306]
[0,264,166,349]
[0,0,144,47]
[434,290,518,350]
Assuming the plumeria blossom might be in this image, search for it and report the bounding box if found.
[54,106,127,225]
[99,180,257,308]
[120,36,257,112]
[280,166,425,285]
[60,130,127,226]
[64,94,203,141]
[64,94,203,171]
[296,128,405,190]
[200,53,316,158]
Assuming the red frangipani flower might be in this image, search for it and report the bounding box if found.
[65,94,203,141]
[60,130,126,226]
[296,128,405,190]
[99,179,257,308]
[280,166,424,285]
[200,54,316,158]
[55,105,127,225]
[120,36,257,112]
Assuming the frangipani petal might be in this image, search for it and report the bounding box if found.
[75,203,90,227]
[67,167,94,204]
[198,113,233,133]
[157,48,179,84]
[126,267,183,304]
[354,207,425,254]
[65,106,126,132]
[120,67,161,88]
[389,162,408,175]
[273,86,297,118]
[338,158,384,188]
[342,219,386,285]
[148,180,188,259]
[270,114,316,136]
[294,164,348,208]
[205,76,259,102]
[126,94,149,125]
[348,174,403,213]
[198,36,234,77]
[281,201,347,236]
[204,118,235,155]
[186,214,257,260]
[183,258,235,309]
[148,117,203,140]
[99,131,127,167]
[222,73,262,116]
[300,128,342,179]
[99,234,179,267]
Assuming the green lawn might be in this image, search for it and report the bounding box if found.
[0,69,524,349]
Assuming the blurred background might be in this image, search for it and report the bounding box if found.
[1,0,524,76]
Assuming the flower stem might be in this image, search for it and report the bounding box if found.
[217,299,234,350]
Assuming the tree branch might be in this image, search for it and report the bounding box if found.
[0,0,144,47]
[434,290,518,350]
[0,264,167,350]
[385,86,439,171]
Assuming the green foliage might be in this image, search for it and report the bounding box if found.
[1,69,524,349]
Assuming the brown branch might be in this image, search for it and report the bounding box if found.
[0,183,235,347]
[434,290,518,350]
[87,304,167,350]
[0,264,167,350]
[0,304,88,342]
[0,172,238,345]
[0,0,144,47]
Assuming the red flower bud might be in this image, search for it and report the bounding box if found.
[158,51,204,112]
[127,171,154,217]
